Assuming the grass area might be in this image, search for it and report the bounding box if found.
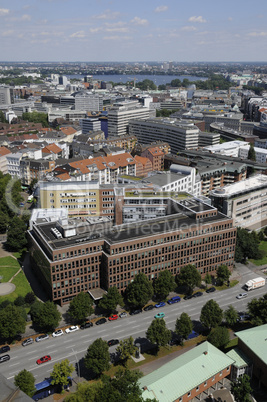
[249,240,267,266]
[0,256,21,268]
[0,271,32,303]
[216,279,239,291]
[223,337,238,352]
[0,266,19,282]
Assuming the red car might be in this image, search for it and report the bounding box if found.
[108,314,118,321]
[36,355,51,365]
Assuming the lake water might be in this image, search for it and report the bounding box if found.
[67,74,207,85]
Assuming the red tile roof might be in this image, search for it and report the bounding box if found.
[0,146,11,157]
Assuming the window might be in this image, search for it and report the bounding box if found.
[187,392,191,397]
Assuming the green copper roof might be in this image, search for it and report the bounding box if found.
[226,347,252,368]
[139,341,234,402]
[236,323,267,365]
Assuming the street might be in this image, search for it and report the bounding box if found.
[0,267,266,384]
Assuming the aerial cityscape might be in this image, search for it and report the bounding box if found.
[0,1,267,402]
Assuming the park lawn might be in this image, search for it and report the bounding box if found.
[0,256,21,268]
[249,240,267,266]
[0,266,19,282]
[0,271,32,303]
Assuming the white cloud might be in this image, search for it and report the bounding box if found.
[155,6,168,13]
[188,16,207,23]
[89,27,102,33]
[95,10,120,20]
[21,14,31,21]
[2,30,14,36]
[248,31,267,37]
[228,17,233,21]
[70,31,86,38]
[181,26,197,32]
[130,16,148,26]
[0,8,9,16]
[103,35,131,41]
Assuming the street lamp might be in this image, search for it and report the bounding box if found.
[72,348,80,383]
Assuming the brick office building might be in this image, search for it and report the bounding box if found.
[28,195,236,305]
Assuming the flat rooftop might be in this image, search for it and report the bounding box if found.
[210,174,267,198]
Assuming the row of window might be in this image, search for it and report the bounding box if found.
[53,273,99,288]
[54,247,101,261]
[53,281,99,300]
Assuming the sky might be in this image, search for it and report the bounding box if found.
[1,0,267,62]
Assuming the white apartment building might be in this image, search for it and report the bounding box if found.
[80,118,101,134]
[6,153,23,178]
[108,101,152,137]
[75,94,103,112]
[210,174,267,230]
[204,141,267,163]
[129,118,200,153]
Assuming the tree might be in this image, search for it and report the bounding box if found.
[99,286,123,315]
[6,216,28,251]
[84,338,110,377]
[50,359,74,392]
[153,270,175,300]
[200,299,223,329]
[24,291,36,305]
[106,368,144,402]
[126,273,154,309]
[0,211,9,233]
[67,292,94,323]
[175,312,193,341]
[216,264,231,285]
[207,326,230,349]
[175,264,201,294]
[247,294,267,325]
[248,143,256,161]
[204,273,212,287]
[235,227,261,263]
[30,300,61,332]
[14,369,35,397]
[224,305,238,327]
[116,337,137,366]
[0,304,26,340]
[146,318,171,353]
[231,374,252,402]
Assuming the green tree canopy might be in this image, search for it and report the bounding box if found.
[175,264,201,294]
[50,359,74,391]
[175,312,193,341]
[207,326,230,349]
[116,337,137,366]
[67,292,94,323]
[248,143,256,161]
[136,79,157,91]
[153,269,175,300]
[99,286,123,315]
[204,273,212,286]
[22,111,49,127]
[84,338,110,377]
[126,272,154,309]
[146,318,171,353]
[30,300,61,332]
[216,264,231,285]
[247,294,267,325]
[200,299,223,329]
[231,374,252,402]
[235,227,261,263]
[14,369,35,397]
[224,305,238,327]
[0,304,26,340]
[6,216,28,251]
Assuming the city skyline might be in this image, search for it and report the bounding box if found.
[0,0,267,63]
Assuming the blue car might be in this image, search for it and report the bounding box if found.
[155,302,166,308]
[167,296,181,304]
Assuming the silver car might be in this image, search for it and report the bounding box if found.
[22,337,34,347]
[35,334,49,342]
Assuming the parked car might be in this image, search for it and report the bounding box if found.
[187,330,199,340]
[155,302,166,308]
[22,337,34,347]
[80,321,93,329]
[0,345,10,354]
[184,294,193,300]
[35,334,49,342]
[237,312,251,322]
[95,318,107,325]
[52,329,64,337]
[155,312,165,319]
[107,339,119,347]
[108,314,118,321]
[236,293,248,299]
[65,326,79,334]
[130,309,142,315]
[144,304,155,311]
[36,355,51,365]
[193,292,203,298]
[206,287,216,293]
[167,296,181,304]
[0,354,10,363]
[119,312,127,318]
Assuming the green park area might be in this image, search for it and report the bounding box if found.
[249,240,267,266]
[0,256,32,303]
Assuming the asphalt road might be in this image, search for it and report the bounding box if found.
[1,269,266,384]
